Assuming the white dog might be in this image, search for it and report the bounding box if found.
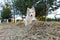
[24,7,36,26]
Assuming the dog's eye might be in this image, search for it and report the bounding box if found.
[32,12,34,13]
[29,12,31,13]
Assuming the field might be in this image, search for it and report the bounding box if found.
[0,21,60,40]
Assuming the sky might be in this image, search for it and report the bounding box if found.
[47,7,60,19]
[0,0,12,4]
[57,0,60,1]
[0,0,4,5]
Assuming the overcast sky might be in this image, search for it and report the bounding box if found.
[47,7,60,19]
[57,0,60,1]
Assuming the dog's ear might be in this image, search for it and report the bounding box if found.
[31,6,35,10]
[27,8,29,12]
[27,8,29,11]
[27,8,30,15]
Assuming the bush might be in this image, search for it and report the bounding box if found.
[47,18,60,21]
[16,19,23,22]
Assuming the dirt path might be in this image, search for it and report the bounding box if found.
[0,21,60,40]
[0,23,32,40]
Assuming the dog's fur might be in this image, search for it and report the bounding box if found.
[24,7,36,26]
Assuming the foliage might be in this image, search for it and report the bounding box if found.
[13,0,35,15]
[13,0,55,16]
[35,2,47,16]
[48,0,54,5]
[47,18,60,21]
[1,3,11,19]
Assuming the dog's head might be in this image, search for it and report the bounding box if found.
[27,7,35,17]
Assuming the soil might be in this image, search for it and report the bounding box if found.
[0,21,60,40]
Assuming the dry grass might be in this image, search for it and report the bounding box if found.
[0,21,60,40]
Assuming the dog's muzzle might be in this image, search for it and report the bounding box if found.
[31,15,32,16]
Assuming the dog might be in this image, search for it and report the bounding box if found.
[24,7,36,26]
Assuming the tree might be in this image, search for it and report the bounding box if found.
[13,0,56,21]
[35,2,47,16]
[13,0,36,15]
[35,0,55,21]
[1,3,11,19]
[13,0,55,15]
